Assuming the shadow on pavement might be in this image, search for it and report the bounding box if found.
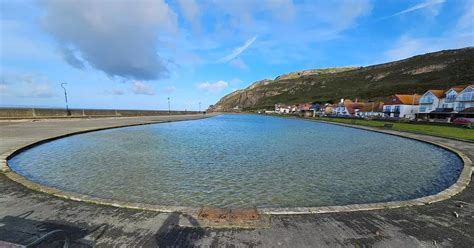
[0,211,108,247]
[154,213,207,247]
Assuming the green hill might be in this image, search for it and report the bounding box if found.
[209,47,474,111]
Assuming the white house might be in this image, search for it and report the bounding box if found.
[383,94,421,119]
[275,104,290,114]
[442,86,465,109]
[454,85,474,112]
[334,99,353,116]
[418,90,445,119]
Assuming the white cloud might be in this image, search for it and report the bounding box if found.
[177,0,200,30]
[384,0,474,62]
[386,0,445,18]
[385,36,426,61]
[162,86,177,93]
[112,89,125,95]
[229,78,243,85]
[229,58,249,70]
[131,81,155,95]
[0,19,57,61]
[384,34,473,61]
[0,73,55,98]
[218,35,258,63]
[197,80,228,93]
[0,84,7,95]
[42,0,178,80]
[457,0,474,31]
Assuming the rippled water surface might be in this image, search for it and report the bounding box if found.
[9,114,463,208]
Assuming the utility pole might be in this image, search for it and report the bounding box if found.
[60,83,70,116]
[167,97,171,115]
[199,102,201,112]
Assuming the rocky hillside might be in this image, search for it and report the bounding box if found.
[209,47,474,111]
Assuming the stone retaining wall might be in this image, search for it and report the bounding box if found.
[0,108,199,118]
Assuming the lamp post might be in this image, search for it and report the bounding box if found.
[60,83,70,116]
[167,97,170,115]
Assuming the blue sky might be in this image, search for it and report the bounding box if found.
[1,0,473,110]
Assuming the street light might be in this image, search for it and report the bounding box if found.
[167,97,171,115]
[60,83,70,116]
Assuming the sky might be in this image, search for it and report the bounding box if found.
[0,0,473,110]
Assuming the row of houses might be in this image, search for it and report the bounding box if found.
[274,84,474,122]
[384,84,473,121]
[275,100,385,118]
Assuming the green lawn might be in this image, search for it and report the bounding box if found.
[310,117,474,141]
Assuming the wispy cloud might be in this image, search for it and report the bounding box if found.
[385,0,445,18]
[218,35,258,63]
[197,80,228,93]
[229,58,249,70]
[384,33,473,62]
[177,0,201,30]
[131,81,155,95]
[111,89,125,95]
[457,0,474,30]
[0,72,56,98]
[162,85,177,93]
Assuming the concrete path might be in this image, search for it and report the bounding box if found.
[0,115,473,247]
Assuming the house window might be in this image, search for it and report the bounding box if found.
[445,91,457,102]
[456,91,474,102]
[384,106,391,112]
[420,94,434,104]
[394,106,401,112]
[455,102,466,112]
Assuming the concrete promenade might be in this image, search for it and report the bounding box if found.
[0,115,473,247]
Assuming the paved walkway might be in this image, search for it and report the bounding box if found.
[0,115,473,247]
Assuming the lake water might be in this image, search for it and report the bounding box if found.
[8,114,463,208]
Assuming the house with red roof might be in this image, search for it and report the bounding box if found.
[383,94,421,119]
[454,85,474,113]
[418,90,446,119]
[355,101,384,118]
[450,84,474,119]
[415,85,473,121]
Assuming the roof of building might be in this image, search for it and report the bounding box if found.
[446,86,467,93]
[394,94,421,105]
[359,102,384,112]
[428,90,445,98]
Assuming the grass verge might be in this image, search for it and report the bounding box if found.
[266,114,474,141]
[311,117,474,141]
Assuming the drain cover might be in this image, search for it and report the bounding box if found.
[198,208,229,221]
[229,208,259,220]
[198,208,260,221]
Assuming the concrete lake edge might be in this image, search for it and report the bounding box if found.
[0,114,472,216]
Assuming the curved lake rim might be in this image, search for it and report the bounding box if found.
[4,114,472,214]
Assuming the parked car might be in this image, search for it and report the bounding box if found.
[453,117,474,128]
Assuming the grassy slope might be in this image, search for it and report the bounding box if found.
[213,47,474,110]
[262,48,474,107]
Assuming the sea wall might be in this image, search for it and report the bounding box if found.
[0,108,200,119]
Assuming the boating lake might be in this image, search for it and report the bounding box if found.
[8,114,463,208]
